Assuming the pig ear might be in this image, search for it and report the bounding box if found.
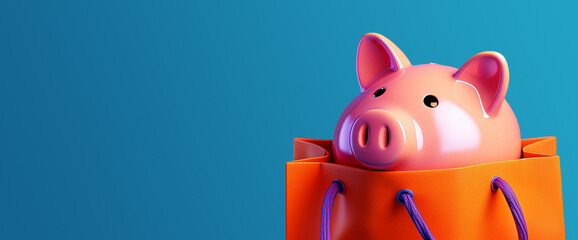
[453,51,509,116]
[357,33,411,91]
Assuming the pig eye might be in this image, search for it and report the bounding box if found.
[373,87,386,97]
[423,95,438,108]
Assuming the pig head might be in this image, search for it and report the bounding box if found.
[332,33,521,171]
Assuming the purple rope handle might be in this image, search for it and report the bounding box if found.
[491,176,528,240]
[320,180,344,240]
[320,177,527,240]
[397,189,435,240]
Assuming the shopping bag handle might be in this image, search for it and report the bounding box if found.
[397,189,435,240]
[320,177,527,240]
[397,177,528,240]
[321,180,344,240]
[491,176,528,240]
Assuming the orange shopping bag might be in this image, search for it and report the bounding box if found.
[286,137,564,239]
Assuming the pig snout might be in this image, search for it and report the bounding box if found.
[349,109,416,168]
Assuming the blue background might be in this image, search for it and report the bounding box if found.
[0,0,575,239]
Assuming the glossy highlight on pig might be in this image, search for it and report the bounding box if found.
[332,33,521,171]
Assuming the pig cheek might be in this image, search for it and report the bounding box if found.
[412,119,424,151]
[433,101,482,153]
[336,115,355,154]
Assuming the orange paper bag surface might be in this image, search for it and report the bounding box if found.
[286,137,564,239]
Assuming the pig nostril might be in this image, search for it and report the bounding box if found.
[378,126,389,150]
[386,126,390,147]
[357,124,369,148]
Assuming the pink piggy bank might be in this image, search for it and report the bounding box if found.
[333,33,521,171]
